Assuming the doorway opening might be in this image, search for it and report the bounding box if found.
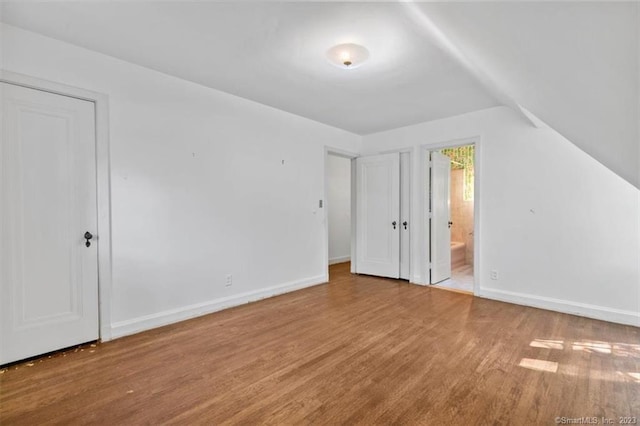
[428,142,476,293]
[326,153,353,278]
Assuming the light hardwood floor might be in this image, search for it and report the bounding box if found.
[1,262,639,425]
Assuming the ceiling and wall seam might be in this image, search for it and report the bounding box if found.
[1,2,637,187]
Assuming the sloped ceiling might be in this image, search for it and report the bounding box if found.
[413,2,639,188]
[1,1,638,187]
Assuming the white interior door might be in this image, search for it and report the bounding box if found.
[355,153,400,278]
[1,82,99,365]
[399,152,410,280]
[430,151,451,283]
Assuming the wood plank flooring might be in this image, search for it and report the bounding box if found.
[1,262,639,425]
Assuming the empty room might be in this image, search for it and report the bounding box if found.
[1,1,639,424]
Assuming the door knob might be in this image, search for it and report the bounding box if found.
[84,231,93,247]
[448,221,453,229]
[392,221,397,230]
[402,221,408,230]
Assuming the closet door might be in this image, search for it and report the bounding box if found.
[0,83,99,365]
[355,153,400,278]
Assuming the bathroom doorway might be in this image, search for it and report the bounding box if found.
[429,143,476,293]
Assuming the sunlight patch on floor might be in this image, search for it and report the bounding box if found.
[572,341,612,354]
[519,358,558,373]
[612,343,640,358]
[620,372,640,383]
[528,339,640,358]
[522,338,640,383]
[570,341,640,357]
[556,367,640,383]
[530,339,564,350]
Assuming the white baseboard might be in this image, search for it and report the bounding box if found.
[110,274,328,339]
[478,287,640,327]
[329,256,350,265]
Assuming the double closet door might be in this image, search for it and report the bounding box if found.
[354,152,410,280]
[0,82,99,365]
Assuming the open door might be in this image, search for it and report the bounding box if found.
[355,153,400,278]
[430,151,451,283]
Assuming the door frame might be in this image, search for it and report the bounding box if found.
[323,146,358,280]
[399,151,411,280]
[1,70,114,341]
[421,137,481,295]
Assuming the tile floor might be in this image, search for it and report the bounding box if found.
[434,264,474,293]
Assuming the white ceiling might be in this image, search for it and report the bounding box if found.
[0,1,500,135]
[1,1,638,186]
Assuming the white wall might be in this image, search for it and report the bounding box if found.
[363,106,640,326]
[1,24,360,337]
[327,155,351,264]
[2,23,638,335]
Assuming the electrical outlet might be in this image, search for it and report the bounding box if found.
[490,270,499,280]
[225,274,233,287]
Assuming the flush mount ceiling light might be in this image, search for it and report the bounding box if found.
[326,43,370,69]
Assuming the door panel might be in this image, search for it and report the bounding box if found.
[356,153,400,278]
[430,151,451,283]
[1,83,99,365]
[399,152,410,280]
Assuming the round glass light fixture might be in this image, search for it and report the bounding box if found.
[326,43,370,69]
